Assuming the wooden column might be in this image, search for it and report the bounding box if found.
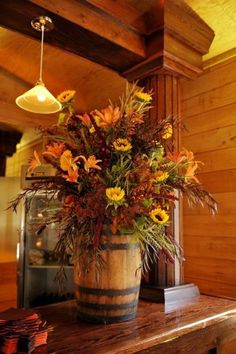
[121,0,214,292]
[139,74,182,287]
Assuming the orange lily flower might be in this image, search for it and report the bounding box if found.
[77,113,91,127]
[180,148,194,162]
[43,143,65,159]
[185,162,200,183]
[94,106,120,127]
[166,151,185,164]
[79,155,102,172]
[63,166,79,183]
[60,150,78,171]
[28,151,41,174]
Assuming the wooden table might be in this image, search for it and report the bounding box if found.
[36,295,236,354]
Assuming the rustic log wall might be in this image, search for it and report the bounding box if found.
[181,57,236,299]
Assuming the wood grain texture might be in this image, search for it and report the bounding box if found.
[185,0,236,61]
[182,81,236,118]
[34,295,236,353]
[184,257,236,285]
[74,231,141,323]
[185,276,236,300]
[142,74,181,287]
[0,262,17,311]
[184,192,236,215]
[184,125,236,154]
[182,57,236,300]
[183,215,236,237]
[0,0,145,73]
[196,169,236,193]
[183,103,236,137]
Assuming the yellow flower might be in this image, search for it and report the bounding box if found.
[135,91,152,102]
[162,123,173,139]
[60,150,77,171]
[89,115,101,133]
[106,187,125,202]
[113,138,132,152]
[79,155,102,172]
[57,90,76,103]
[149,208,169,224]
[152,170,169,183]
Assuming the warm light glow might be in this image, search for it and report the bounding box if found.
[16,242,20,261]
[35,238,42,248]
[16,83,62,114]
[37,93,46,102]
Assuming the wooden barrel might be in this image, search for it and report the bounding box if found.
[74,227,141,324]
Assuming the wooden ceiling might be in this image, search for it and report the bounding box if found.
[0,27,126,132]
[0,0,235,134]
[185,0,236,61]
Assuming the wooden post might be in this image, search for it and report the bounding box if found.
[138,74,182,287]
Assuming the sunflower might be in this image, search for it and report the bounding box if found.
[113,138,132,152]
[135,91,152,102]
[57,90,76,103]
[149,208,169,224]
[151,170,169,183]
[106,187,125,202]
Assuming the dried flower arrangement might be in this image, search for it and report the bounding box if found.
[10,83,217,276]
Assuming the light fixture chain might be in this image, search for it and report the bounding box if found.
[39,24,45,82]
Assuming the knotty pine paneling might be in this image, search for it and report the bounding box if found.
[197,169,236,193]
[183,103,236,136]
[181,57,236,299]
[184,192,236,215]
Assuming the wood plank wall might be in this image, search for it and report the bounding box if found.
[181,57,236,300]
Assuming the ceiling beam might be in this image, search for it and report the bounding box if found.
[0,0,146,73]
[0,0,215,80]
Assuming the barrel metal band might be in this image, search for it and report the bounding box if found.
[76,299,138,311]
[77,310,137,324]
[99,243,139,250]
[77,285,140,296]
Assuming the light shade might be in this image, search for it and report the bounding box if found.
[16,83,62,114]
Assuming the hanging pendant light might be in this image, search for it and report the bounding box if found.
[16,16,62,114]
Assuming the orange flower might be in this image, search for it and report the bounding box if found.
[77,113,91,127]
[180,148,194,162]
[166,148,194,164]
[28,151,41,174]
[166,151,185,164]
[94,106,120,127]
[79,155,102,172]
[63,166,79,183]
[60,150,78,171]
[43,143,65,159]
[185,162,200,183]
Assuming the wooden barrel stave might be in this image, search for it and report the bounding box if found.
[74,232,141,323]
